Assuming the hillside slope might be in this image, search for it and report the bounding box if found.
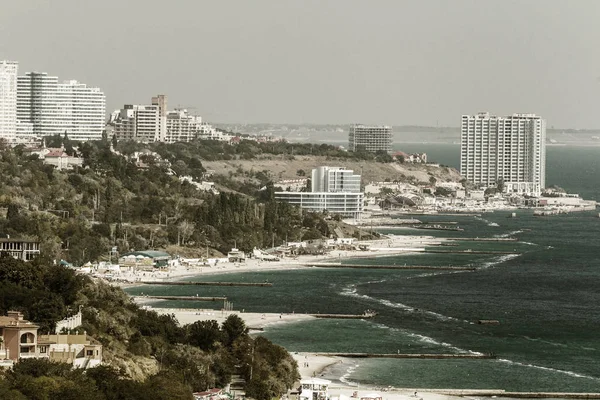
[203,155,461,185]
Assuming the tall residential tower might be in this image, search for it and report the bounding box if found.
[460,112,546,195]
[348,124,392,153]
[0,61,18,142]
[17,72,106,141]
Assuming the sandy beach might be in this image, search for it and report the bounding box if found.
[119,234,475,399]
[110,234,444,287]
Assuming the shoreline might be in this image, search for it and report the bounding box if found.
[112,234,488,399]
[109,234,445,290]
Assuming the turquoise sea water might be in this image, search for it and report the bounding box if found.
[126,145,600,392]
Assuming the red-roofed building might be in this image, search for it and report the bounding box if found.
[193,388,223,400]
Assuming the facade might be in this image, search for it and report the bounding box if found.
[152,95,167,142]
[109,96,221,143]
[16,72,105,141]
[0,311,39,362]
[348,124,392,153]
[311,166,361,193]
[460,112,546,195]
[165,109,204,143]
[0,61,18,142]
[274,192,364,218]
[0,238,40,261]
[38,334,102,369]
[275,166,364,218]
[110,104,160,142]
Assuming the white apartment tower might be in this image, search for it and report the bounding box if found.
[348,124,392,153]
[110,104,160,142]
[311,166,362,193]
[275,166,364,218]
[17,72,106,141]
[460,112,546,195]
[165,109,203,143]
[0,61,18,142]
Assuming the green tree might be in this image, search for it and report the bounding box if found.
[186,320,222,351]
[221,314,248,347]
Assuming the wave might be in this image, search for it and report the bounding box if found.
[405,270,471,280]
[339,363,361,386]
[474,216,500,227]
[478,253,520,269]
[497,358,600,381]
[494,229,523,238]
[340,284,470,324]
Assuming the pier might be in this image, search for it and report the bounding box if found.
[424,249,520,255]
[447,237,518,242]
[310,313,377,319]
[412,225,464,232]
[433,390,600,399]
[305,263,476,271]
[314,352,495,359]
[138,281,273,287]
[133,295,227,301]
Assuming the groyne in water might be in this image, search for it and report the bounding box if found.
[311,313,377,319]
[447,237,518,242]
[314,352,495,359]
[305,263,476,271]
[424,249,520,255]
[432,390,600,399]
[133,295,227,301]
[138,281,273,287]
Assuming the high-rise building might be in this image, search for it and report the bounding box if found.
[16,72,105,141]
[460,112,546,195]
[165,109,204,143]
[0,61,18,142]
[348,124,392,153]
[109,104,160,143]
[311,166,362,193]
[275,166,364,218]
[151,95,167,142]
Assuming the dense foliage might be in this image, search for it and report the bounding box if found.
[0,256,299,399]
[0,137,341,264]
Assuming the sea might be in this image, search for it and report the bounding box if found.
[126,144,600,393]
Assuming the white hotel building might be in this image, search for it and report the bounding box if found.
[0,61,18,142]
[460,112,546,195]
[17,72,105,141]
[275,166,364,218]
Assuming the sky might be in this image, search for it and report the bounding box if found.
[2,0,599,128]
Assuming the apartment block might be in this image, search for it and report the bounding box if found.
[16,72,105,141]
[460,112,546,195]
[275,166,364,218]
[348,124,392,153]
[0,61,18,142]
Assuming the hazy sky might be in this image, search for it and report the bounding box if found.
[2,0,599,127]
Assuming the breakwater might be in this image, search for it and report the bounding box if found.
[305,263,476,271]
[138,281,273,287]
[314,352,496,359]
[133,295,226,301]
[424,249,520,255]
[311,313,377,319]
[447,237,518,242]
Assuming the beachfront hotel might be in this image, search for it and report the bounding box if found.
[275,166,364,218]
[0,61,18,142]
[348,124,392,153]
[16,72,106,141]
[460,112,546,195]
